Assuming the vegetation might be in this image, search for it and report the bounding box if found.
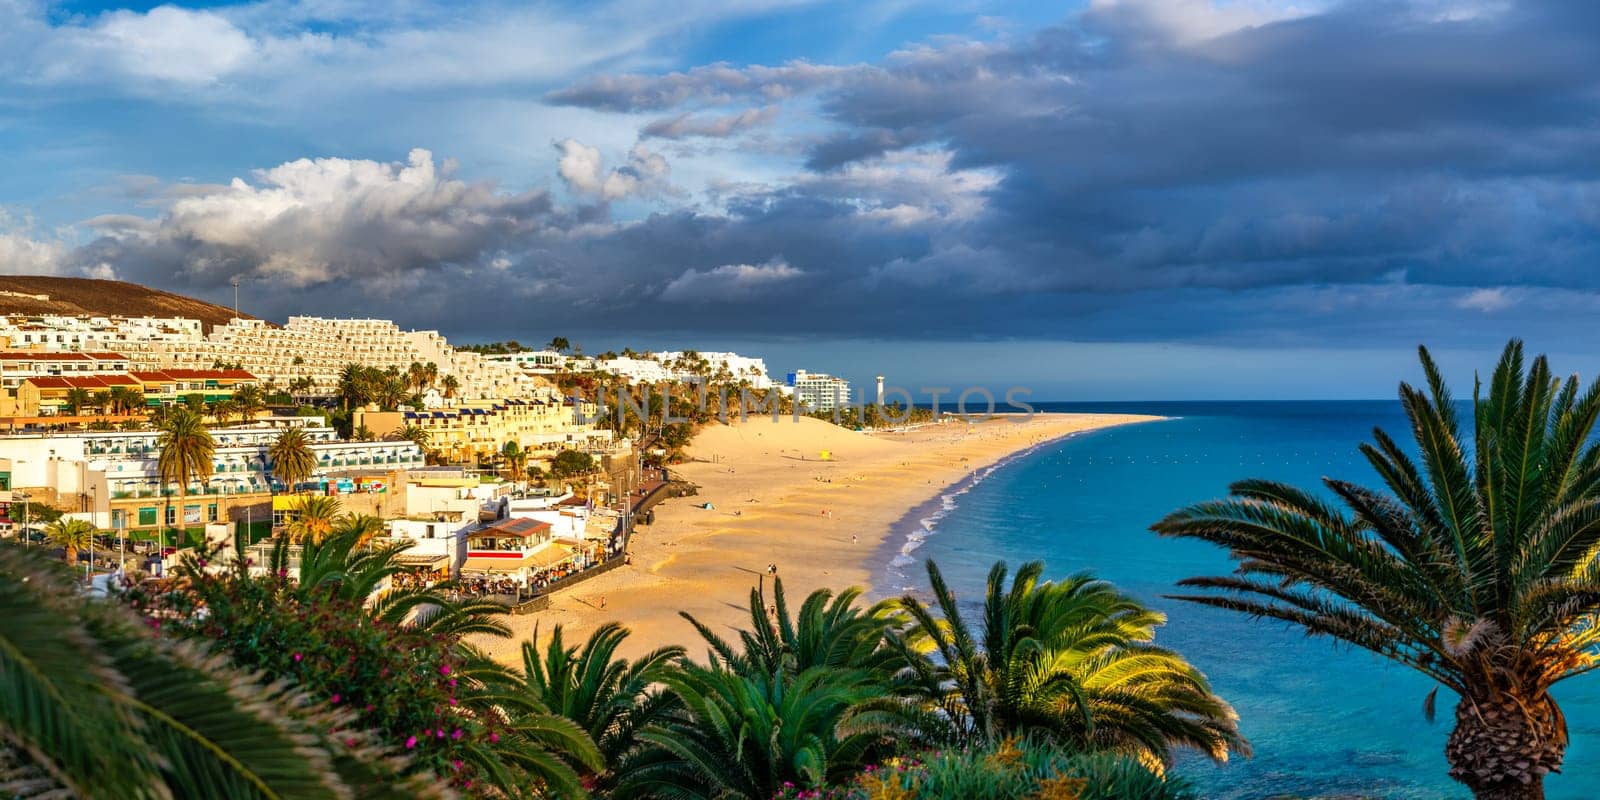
[1154,340,1596,799]
[141,528,601,797]
[267,427,317,493]
[550,449,596,480]
[503,440,529,483]
[43,517,96,566]
[155,406,214,548]
[898,560,1246,765]
[0,544,426,799]
[284,495,341,545]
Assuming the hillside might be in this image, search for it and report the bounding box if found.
[0,276,262,333]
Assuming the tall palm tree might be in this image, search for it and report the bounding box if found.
[502,440,528,484]
[520,623,685,776]
[43,518,95,567]
[91,390,113,415]
[1153,340,1600,799]
[156,407,214,549]
[284,495,340,546]
[440,374,460,400]
[266,427,316,495]
[0,545,412,799]
[900,560,1247,767]
[232,384,265,422]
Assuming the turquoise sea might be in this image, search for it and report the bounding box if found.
[875,401,1600,800]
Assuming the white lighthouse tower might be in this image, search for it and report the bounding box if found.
[875,375,885,406]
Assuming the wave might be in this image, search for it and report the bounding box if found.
[883,430,1093,591]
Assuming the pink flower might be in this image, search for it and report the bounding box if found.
[488,732,499,743]
[452,760,462,771]
[292,653,302,662]
[330,694,341,704]
[439,664,451,675]
[405,736,417,749]
[448,678,457,688]
[448,696,458,706]
[452,728,463,740]
[344,737,358,747]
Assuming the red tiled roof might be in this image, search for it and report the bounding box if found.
[129,371,174,382]
[26,375,141,389]
[83,352,129,360]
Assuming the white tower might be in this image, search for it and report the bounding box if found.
[875,375,885,405]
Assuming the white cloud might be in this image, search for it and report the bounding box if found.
[555,140,675,201]
[0,212,70,275]
[660,258,804,302]
[1456,287,1514,312]
[96,148,552,288]
[41,6,258,87]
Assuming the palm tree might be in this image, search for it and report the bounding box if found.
[900,560,1247,767]
[440,374,460,400]
[211,399,240,425]
[397,424,430,453]
[520,623,685,776]
[284,495,340,546]
[684,576,910,679]
[64,387,91,415]
[233,384,265,421]
[91,390,113,415]
[43,518,95,567]
[502,440,528,484]
[266,427,317,495]
[0,545,407,799]
[333,512,386,547]
[156,407,214,549]
[618,663,908,799]
[1153,341,1600,799]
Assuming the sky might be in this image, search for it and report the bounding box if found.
[1,0,1598,398]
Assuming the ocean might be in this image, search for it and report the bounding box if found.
[875,401,1600,800]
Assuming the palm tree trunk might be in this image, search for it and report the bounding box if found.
[64,546,77,567]
[1447,690,1564,799]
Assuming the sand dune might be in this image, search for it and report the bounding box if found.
[471,412,1160,663]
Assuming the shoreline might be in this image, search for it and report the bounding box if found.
[470,412,1164,663]
[866,423,1116,600]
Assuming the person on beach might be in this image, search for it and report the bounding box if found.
[851,533,858,545]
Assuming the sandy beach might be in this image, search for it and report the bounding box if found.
[472,412,1161,663]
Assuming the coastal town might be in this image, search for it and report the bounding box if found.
[0,308,870,606]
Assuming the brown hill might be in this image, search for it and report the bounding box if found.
[0,276,263,333]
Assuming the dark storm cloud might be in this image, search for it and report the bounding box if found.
[49,1,1600,348]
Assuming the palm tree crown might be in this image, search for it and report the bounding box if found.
[43,518,95,567]
[1153,340,1599,799]
[266,427,317,493]
[900,560,1246,767]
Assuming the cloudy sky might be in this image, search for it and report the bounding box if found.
[1,0,1598,398]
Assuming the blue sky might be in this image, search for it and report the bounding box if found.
[1,0,1598,398]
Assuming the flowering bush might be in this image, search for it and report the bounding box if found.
[128,562,499,793]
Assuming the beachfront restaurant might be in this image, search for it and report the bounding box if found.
[460,517,566,585]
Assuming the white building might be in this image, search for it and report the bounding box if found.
[145,316,535,400]
[0,351,131,391]
[789,370,853,413]
[0,315,202,355]
[593,357,674,384]
[484,350,567,374]
[654,351,773,389]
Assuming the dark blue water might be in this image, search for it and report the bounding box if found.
[876,401,1600,800]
